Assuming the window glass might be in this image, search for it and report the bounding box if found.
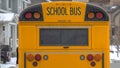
[40,28,88,46]
[8,0,12,9]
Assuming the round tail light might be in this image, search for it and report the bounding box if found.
[80,55,85,60]
[87,12,95,19]
[25,12,32,19]
[33,12,41,19]
[33,62,38,67]
[94,54,101,61]
[35,54,41,61]
[87,54,94,61]
[27,54,34,61]
[96,12,103,19]
[91,61,96,67]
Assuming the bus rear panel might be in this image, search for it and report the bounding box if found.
[18,2,110,68]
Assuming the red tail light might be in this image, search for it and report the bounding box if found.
[33,62,38,66]
[87,54,94,61]
[25,12,32,19]
[91,61,96,66]
[96,12,103,19]
[35,54,41,61]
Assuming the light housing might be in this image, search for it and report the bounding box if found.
[33,62,38,66]
[26,54,34,61]
[87,54,94,61]
[87,12,95,19]
[91,61,96,67]
[80,55,85,60]
[35,54,41,61]
[43,55,48,60]
[96,12,103,19]
[33,12,41,19]
[94,54,101,61]
[25,12,32,19]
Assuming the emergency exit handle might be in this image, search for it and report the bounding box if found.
[63,46,69,49]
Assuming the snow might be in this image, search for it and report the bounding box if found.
[110,46,120,63]
[0,13,14,22]
[0,57,17,68]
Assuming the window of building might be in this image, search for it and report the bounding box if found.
[23,0,31,9]
[23,2,27,8]
[23,0,31,3]
[112,27,115,36]
[3,26,5,31]
[7,0,12,10]
[0,0,1,8]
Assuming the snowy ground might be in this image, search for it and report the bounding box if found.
[110,46,120,63]
[0,46,120,68]
[0,58,17,68]
[110,46,120,68]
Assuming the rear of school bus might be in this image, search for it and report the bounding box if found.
[18,2,110,68]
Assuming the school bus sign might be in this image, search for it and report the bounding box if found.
[46,7,81,16]
[42,2,86,22]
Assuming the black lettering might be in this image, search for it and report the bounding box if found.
[47,7,52,15]
[74,7,78,15]
[54,7,58,15]
[77,7,81,15]
[61,7,65,15]
[64,7,68,15]
[59,7,63,15]
[70,7,73,15]
[70,7,81,15]
[47,7,69,16]
[50,7,55,15]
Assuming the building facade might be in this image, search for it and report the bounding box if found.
[0,0,31,55]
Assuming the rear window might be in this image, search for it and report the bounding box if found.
[40,28,88,46]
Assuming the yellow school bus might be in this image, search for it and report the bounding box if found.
[18,2,110,68]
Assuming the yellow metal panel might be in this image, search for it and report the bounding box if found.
[19,22,110,68]
[18,2,110,68]
[19,25,37,49]
[19,50,25,68]
[42,2,86,22]
[92,26,110,50]
[24,51,103,68]
[103,50,110,68]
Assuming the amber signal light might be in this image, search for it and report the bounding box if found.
[94,54,102,61]
[87,12,104,20]
[24,12,41,19]
[33,12,41,19]
[27,54,34,61]
[87,12,95,19]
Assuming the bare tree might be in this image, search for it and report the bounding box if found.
[112,10,120,56]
